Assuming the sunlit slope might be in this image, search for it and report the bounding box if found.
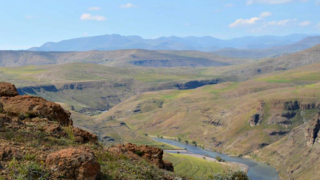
[97,63,320,156]
[223,44,320,80]
[0,49,251,67]
[164,153,236,179]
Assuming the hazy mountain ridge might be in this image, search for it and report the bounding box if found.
[213,36,320,59]
[28,34,315,52]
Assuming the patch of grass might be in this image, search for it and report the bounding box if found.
[63,126,75,142]
[164,153,227,179]
[8,158,49,180]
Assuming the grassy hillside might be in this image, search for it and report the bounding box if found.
[0,49,252,67]
[95,63,320,170]
[227,44,320,80]
[0,63,236,115]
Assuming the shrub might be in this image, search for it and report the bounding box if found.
[215,156,225,162]
[135,151,143,157]
[209,170,250,180]
[178,137,182,142]
[185,140,189,144]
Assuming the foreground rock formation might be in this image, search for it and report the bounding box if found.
[0,82,176,180]
[108,143,174,172]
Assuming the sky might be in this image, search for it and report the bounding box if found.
[0,0,320,50]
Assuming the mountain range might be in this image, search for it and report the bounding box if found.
[29,34,317,52]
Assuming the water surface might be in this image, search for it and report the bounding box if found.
[154,138,278,180]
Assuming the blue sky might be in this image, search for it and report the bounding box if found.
[0,0,320,50]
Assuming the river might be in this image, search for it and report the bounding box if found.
[154,138,279,180]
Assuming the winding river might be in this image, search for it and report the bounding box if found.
[154,138,279,180]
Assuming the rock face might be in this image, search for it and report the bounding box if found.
[72,127,98,144]
[0,82,72,126]
[305,113,320,147]
[46,148,101,180]
[0,82,19,97]
[108,143,174,172]
[249,100,265,126]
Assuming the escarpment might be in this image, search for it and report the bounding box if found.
[305,112,320,147]
[249,100,320,127]
[16,78,222,115]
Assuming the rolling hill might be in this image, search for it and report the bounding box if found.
[0,49,251,67]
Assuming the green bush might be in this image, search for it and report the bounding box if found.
[215,156,225,162]
[209,170,250,180]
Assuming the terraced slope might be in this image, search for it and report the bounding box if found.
[164,153,229,179]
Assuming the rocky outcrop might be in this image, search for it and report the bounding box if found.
[46,148,101,180]
[108,143,174,172]
[249,100,265,126]
[175,79,220,90]
[0,82,19,97]
[0,95,72,126]
[72,127,98,144]
[305,113,320,147]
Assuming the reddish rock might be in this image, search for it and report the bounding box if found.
[108,143,174,172]
[46,148,100,180]
[45,123,67,138]
[0,95,72,126]
[73,127,98,144]
[0,82,19,97]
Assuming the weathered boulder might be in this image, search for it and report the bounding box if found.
[108,143,174,171]
[305,113,320,147]
[0,82,19,97]
[73,127,98,144]
[46,148,100,180]
[0,95,72,126]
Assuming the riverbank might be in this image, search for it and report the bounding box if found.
[154,138,279,180]
[165,150,249,173]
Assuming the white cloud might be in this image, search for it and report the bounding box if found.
[80,14,106,21]
[247,0,293,5]
[88,7,101,11]
[299,21,311,26]
[225,4,235,7]
[120,3,138,8]
[229,12,272,28]
[259,12,272,17]
[265,19,296,26]
[229,17,260,28]
[246,0,255,5]
[25,15,33,19]
[316,0,320,4]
